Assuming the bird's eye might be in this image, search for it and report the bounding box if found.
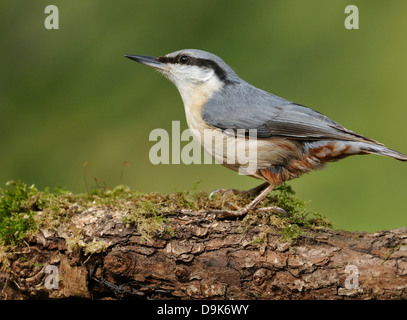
[178,55,190,64]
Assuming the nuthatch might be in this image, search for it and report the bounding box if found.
[125,49,407,217]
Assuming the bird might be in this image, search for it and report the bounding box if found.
[125,49,407,217]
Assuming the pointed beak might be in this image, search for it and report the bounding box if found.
[124,54,165,70]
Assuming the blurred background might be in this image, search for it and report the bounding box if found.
[1,0,406,232]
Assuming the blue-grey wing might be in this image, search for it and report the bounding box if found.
[201,83,380,144]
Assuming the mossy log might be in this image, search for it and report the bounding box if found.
[1,201,407,300]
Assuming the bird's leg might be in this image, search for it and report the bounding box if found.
[209,182,270,199]
[246,182,271,195]
[209,183,288,218]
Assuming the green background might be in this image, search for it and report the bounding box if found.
[1,1,406,232]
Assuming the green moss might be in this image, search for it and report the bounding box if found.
[250,236,265,245]
[280,223,303,242]
[239,183,333,243]
[66,235,111,256]
[0,181,40,244]
[0,181,332,248]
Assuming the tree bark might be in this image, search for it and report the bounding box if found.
[1,205,407,300]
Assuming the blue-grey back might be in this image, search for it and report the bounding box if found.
[202,80,377,143]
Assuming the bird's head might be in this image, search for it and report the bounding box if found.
[125,49,239,101]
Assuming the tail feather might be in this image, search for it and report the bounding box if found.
[306,140,407,162]
[363,144,407,162]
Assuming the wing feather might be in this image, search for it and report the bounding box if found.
[201,83,382,145]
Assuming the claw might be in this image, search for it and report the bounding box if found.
[209,188,222,199]
[255,206,289,218]
[209,188,238,199]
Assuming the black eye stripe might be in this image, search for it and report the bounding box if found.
[157,54,228,82]
[157,54,196,65]
[156,55,182,64]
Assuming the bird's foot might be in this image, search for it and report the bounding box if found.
[210,205,288,218]
[209,182,270,199]
[208,183,288,218]
[209,188,242,199]
[255,206,289,217]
